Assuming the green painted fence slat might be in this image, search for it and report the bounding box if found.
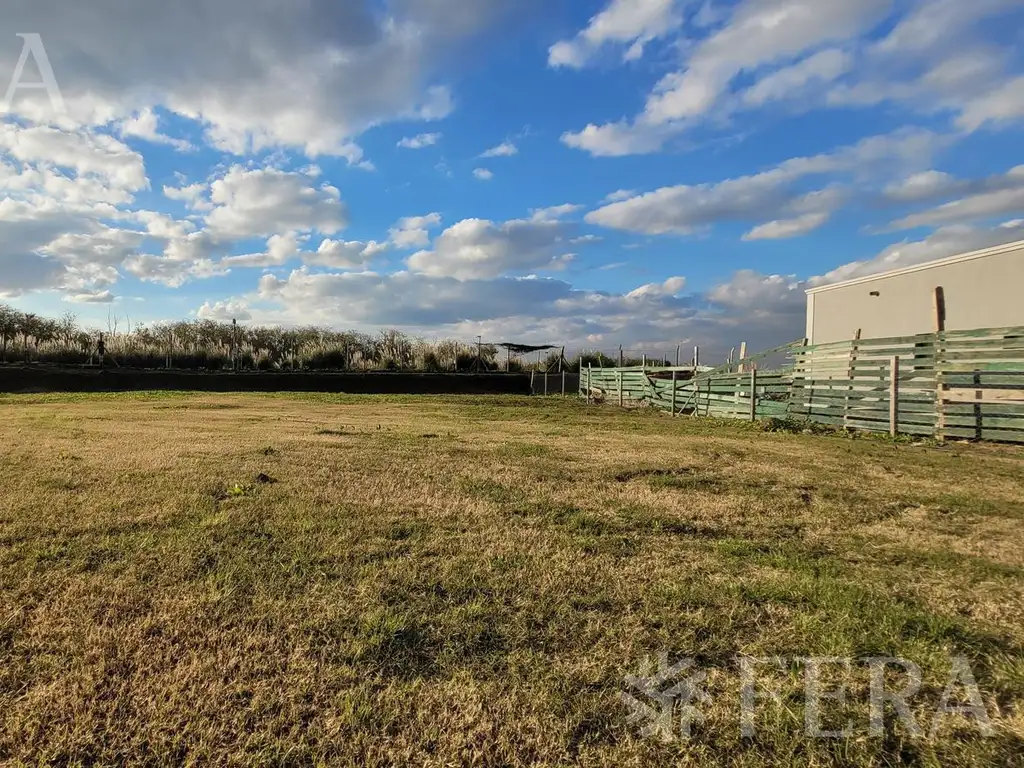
[942,427,1024,443]
[583,324,1024,443]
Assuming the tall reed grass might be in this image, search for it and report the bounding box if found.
[0,304,593,372]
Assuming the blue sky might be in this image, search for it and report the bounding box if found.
[2,0,1023,358]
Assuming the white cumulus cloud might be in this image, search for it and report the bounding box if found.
[389,213,443,249]
[480,141,518,158]
[548,0,683,69]
[204,166,348,240]
[407,217,576,279]
[398,133,442,149]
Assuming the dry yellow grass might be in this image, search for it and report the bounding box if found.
[0,392,1022,766]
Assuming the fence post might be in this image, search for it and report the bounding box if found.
[750,368,758,421]
[561,369,566,396]
[801,337,813,421]
[544,371,549,396]
[973,371,983,441]
[530,369,535,394]
[671,370,678,416]
[934,287,947,442]
[890,356,900,437]
[617,370,624,407]
[586,363,592,403]
[844,329,862,429]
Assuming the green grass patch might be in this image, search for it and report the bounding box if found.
[0,393,1021,765]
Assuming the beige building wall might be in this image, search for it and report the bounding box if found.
[806,240,1024,345]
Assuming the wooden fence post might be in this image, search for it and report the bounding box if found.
[671,370,678,415]
[530,369,535,394]
[561,369,566,396]
[934,287,947,442]
[586,364,592,403]
[973,371,983,441]
[750,368,758,421]
[544,371,548,396]
[890,356,900,437]
[933,286,946,333]
[738,342,747,373]
[844,329,862,429]
[617,370,624,407]
[797,337,812,421]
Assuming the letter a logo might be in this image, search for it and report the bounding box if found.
[3,34,66,115]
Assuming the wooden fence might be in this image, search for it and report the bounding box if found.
[579,327,1024,444]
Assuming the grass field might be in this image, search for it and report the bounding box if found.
[0,393,1022,766]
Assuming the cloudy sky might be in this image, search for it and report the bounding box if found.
[2,0,1023,358]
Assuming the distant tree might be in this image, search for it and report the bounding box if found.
[541,351,564,372]
[576,351,618,370]
[0,304,20,362]
[33,317,58,352]
[57,311,79,347]
[16,313,38,359]
[0,305,539,372]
